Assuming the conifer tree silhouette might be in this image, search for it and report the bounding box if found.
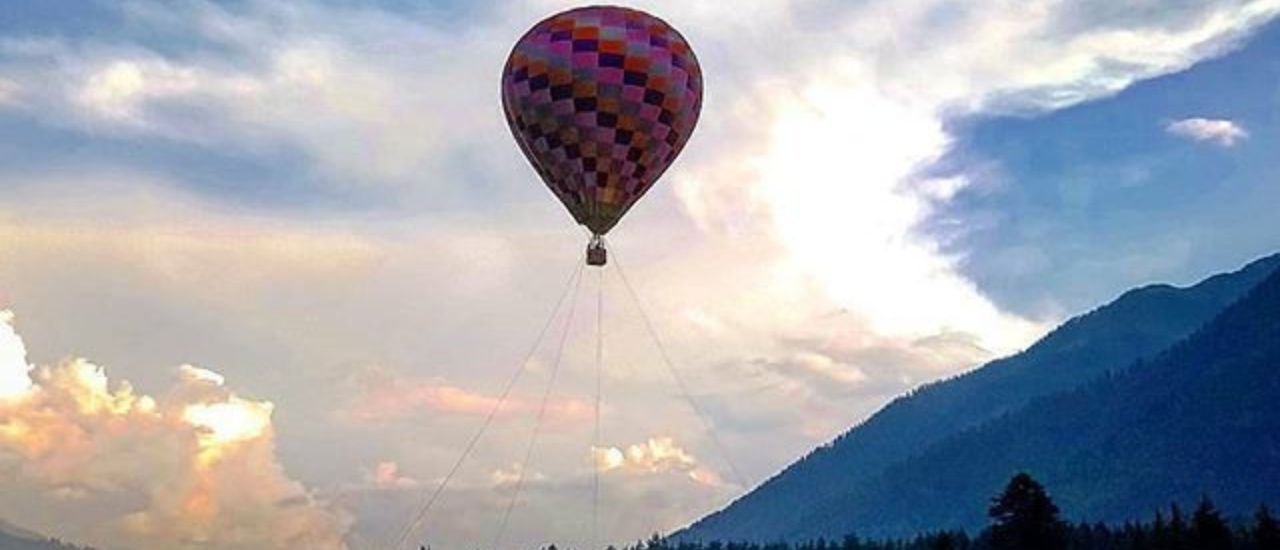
[1190,497,1232,550]
[987,473,1068,550]
[1256,505,1280,550]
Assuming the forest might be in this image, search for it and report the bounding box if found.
[597,474,1280,550]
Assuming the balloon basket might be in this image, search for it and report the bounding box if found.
[587,237,607,266]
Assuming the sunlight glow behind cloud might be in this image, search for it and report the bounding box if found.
[0,311,33,399]
[747,81,1043,352]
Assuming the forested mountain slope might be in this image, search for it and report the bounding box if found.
[786,258,1280,540]
[679,253,1280,542]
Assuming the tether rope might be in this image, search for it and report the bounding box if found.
[492,265,585,550]
[388,245,751,550]
[592,265,605,550]
[611,252,751,492]
[387,259,586,550]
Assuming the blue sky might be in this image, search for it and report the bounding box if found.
[0,2,1278,550]
[943,17,1280,317]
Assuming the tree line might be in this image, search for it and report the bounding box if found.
[593,473,1280,550]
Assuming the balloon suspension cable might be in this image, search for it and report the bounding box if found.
[611,252,751,492]
[592,265,604,550]
[387,260,587,550]
[493,267,585,550]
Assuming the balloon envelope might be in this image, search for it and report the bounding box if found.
[502,6,703,235]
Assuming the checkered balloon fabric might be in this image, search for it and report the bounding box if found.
[502,6,703,235]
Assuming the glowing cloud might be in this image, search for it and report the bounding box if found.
[0,311,350,550]
[344,366,591,425]
[593,437,722,487]
[183,396,274,466]
[0,310,33,399]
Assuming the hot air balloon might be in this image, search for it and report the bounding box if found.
[501,5,703,266]
[384,11,713,549]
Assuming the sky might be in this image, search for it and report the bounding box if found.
[0,1,1279,549]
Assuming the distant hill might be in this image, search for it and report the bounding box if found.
[678,253,1280,543]
[0,519,95,550]
[787,255,1280,540]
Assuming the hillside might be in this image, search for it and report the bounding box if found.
[0,520,95,550]
[679,253,1280,542]
[785,256,1280,540]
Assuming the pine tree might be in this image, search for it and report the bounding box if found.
[1256,505,1280,550]
[1190,497,1232,550]
[1151,510,1172,550]
[929,532,957,550]
[986,473,1068,550]
[1169,504,1188,550]
[1130,521,1149,550]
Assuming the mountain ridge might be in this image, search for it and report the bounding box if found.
[678,252,1280,543]
[0,519,97,550]
[785,255,1280,540]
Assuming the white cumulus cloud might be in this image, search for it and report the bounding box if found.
[1165,117,1249,146]
[594,437,722,487]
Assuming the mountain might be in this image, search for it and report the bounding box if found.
[678,253,1280,543]
[786,255,1280,540]
[0,519,95,550]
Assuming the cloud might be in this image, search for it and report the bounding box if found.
[75,59,204,126]
[363,461,421,491]
[670,0,1279,351]
[0,78,19,106]
[593,437,722,487]
[0,311,350,550]
[341,366,592,425]
[490,462,549,489]
[754,351,869,392]
[1165,117,1249,146]
[0,310,33,399]
[2,0,1271,359]
[0,2,521,193]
